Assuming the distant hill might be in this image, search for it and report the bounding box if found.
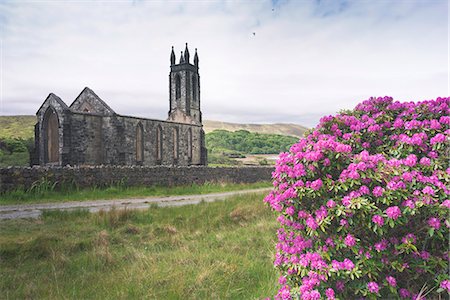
[0,115,309,140]
[203,120,308,138]
[0,115,36,139]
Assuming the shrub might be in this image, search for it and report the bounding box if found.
[264,97,449,299]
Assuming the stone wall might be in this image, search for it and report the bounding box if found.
[0,166,273,193]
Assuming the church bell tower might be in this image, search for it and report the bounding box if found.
[168,43,202,124]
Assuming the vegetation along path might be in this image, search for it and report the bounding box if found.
[0,187,272,220]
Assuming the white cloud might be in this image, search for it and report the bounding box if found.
[0,0,448,127]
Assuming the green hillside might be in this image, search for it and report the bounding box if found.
[0,115,36,139]
[206,129,298,155]
[0,116,35,167]
[203,120,308,138]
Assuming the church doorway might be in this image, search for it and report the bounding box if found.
[43,108,59,163]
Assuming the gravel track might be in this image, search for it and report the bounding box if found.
[0,188,272,220]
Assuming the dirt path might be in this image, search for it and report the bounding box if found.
[0,188,272,220]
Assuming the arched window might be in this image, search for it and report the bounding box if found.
[175,74,181,100]
[192,75,197,105]
[173,127,179,160]
[187,128,192,162]
[156,125,163,161]
[43,107,59,163]
[136,123,144,163]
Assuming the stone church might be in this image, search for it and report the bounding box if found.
[32,44,207,166]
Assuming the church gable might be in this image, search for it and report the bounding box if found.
[70,87,115,116]
[36,93,69,116]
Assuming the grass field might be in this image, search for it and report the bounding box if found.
[0,181,271,205]
[0,191,279,299]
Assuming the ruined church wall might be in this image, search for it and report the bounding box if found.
[67,113,104,165]
[117,116,203,166]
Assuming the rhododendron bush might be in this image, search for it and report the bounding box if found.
[264,97,449,299]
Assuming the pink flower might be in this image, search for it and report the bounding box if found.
[341,197,351,207]
[298,210,308,218]
[440,280,450,292]
[402,199,415,209]
[420,251,430,260]
[402,172,413,182]
[278,285,291,300]
[441,200,450,208]
[359,185,370,195]
[386,276,397,287]
[335,281,344,292]
[340,219,348,227]
[428,217,441,229]
[342,258,355,270]
[372,186,385,197]
[325,288,335,300]
[367,282,379,293]
[428,151,438,158]
[285,206,295,216]
[419,157,431,166]
[422,186,435,195]
[309,290,320,300]
[306,217,318,230]
[375,239,388,252]
[326,200,336,208]
[344,234,356,247]
[385,206,401,220]
[278,276,287,285]
[430,133,445,145]
[399,288,410,298]
[372,215,384,226]
[404,154,417,167]
[325,238,335,247]
[310,179,323,191]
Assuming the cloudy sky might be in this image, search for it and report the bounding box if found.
[0,0,448,127]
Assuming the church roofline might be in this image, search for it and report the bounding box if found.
[36,93,69,115]
[170,63,198,72]
[115,113,203,127]
[69,87,116,114]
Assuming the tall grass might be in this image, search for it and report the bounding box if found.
[0,191,278,299]
[0,181,271,205]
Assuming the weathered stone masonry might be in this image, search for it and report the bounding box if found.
[32,44,207,167]
[0,166,273,193]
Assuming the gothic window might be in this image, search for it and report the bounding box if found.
[187,128,192,162]
[175,74,181,99]
[192,75,197,105]
[136,123,144,163]
[156,125,163,161]
[43,107,59,163]
[173,127,179,160]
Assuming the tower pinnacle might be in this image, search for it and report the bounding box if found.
[184,43,190,63]
[179,51,185,63]
[170,46,176,65]
[194,48,199,68]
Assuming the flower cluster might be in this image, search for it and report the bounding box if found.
[265,96,449,299]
